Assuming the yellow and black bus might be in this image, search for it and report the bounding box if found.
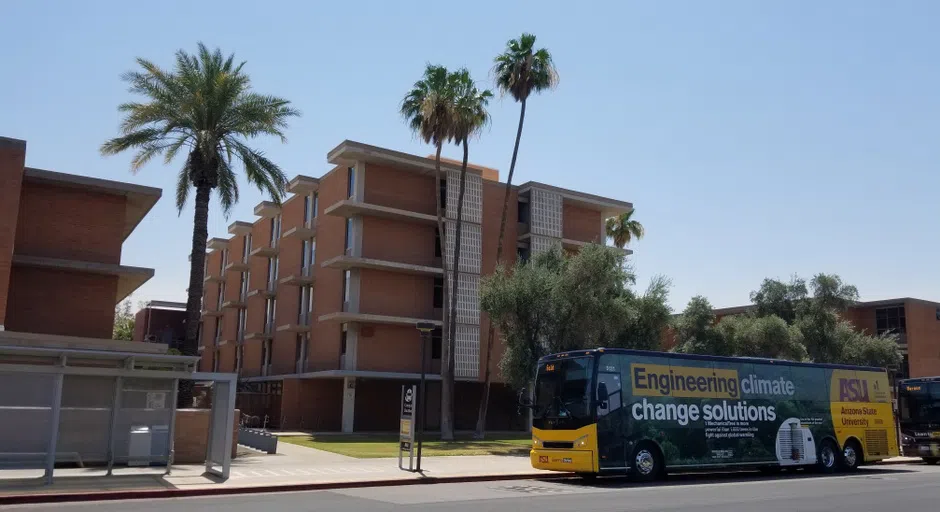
[530,348,898,480]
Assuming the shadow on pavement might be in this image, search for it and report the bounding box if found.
[553,465,921,490]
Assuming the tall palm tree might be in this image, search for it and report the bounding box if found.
[475,33,558,438]
[605,210,645,249]
[400,64,461,438]
[443,70,492,440]
[101,43,299,406]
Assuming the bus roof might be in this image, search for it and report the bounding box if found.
[899,376,940,384]
[538,347,886,373]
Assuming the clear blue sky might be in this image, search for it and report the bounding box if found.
[3,1,939,312]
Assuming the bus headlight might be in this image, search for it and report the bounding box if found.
[532,436,542,448]
[574,435,589,448]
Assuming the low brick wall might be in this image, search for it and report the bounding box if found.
[173,409,240,464]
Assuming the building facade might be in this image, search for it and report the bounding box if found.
[134,301,187,351]
[707,298,940,379]
[0,136,160,337]
[199,140,632,432]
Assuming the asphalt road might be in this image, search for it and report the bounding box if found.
[10,464,940,511]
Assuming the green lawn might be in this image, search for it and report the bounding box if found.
[279,433,532,458]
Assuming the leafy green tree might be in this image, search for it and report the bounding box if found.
[716,314,808,361]
[809,273,859,312]
[477,33,557,438]
[613,275,673,351]
[673,296,734,355]
[101,44,298,406]
[113,300,135,341]
[749,275,808,324]
[604,210,645,249]
[401,64,461,438]
[481,244,631,390]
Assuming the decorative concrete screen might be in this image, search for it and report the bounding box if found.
[530,234,561,255]
[445,222,482,274]
[446,170,483,225]
[529,188,563,238]
[454,324,481,378]
[447,272,481,325]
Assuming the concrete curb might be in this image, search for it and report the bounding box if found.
[0,472,574,506]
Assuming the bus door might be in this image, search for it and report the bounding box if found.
[596,353,625,470]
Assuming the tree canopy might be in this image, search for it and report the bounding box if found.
[674,273,901,369]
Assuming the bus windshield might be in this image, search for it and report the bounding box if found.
[899,381,940,426]
[533,357,594,431]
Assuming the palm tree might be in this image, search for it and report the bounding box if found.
[101,43,299,406]
[475,33,558,438]
[400,64,461,439]
[605,210,645,249]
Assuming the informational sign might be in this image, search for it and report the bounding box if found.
[146,392,167,410]
[398,384,417,471]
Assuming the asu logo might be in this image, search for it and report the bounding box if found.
[839,378,870,402]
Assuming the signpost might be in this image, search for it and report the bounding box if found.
[398,384,417,471]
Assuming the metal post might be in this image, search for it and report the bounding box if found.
[44,373,64,485]
[165,379,179,475]
[416,331,428,472]
[106,376,123,476]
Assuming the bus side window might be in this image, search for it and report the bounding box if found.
[597,355,622,416]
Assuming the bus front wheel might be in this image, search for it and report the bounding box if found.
[924,458,939,465]
[630,443,663,482]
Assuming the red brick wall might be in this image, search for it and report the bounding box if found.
[906,301,940,378]
[357,324,422,372]
[173,409,240,463]
[562,202,602,244]
[309,167,346,370]
[479,180,519,382]
[280,379,342,430]
[362,163,437,215]
[6,266,117,338]
[0,140,26,328]
[361,217,437,267]
[15,181,126,264]
[358,269,434,319]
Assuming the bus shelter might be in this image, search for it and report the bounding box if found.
[0,341,236,484]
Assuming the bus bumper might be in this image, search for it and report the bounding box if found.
[531,449,595,473]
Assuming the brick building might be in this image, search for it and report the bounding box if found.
[704,298,940,378]
[199,140,632,432]
[134,301,187,351]
[0,136,160,337]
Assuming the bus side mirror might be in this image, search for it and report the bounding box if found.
[597,382,609,406]
[517,389,533,408]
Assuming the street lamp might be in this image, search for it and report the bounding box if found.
[415,321,436,472]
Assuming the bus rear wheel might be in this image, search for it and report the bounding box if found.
[840,440,862,471]
[817,439,839,474]
[630,443,663,482]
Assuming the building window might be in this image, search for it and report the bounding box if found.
[243,234,251,262]
[431,328,442,360]
[295,334,309,372]
[267,257,279,285]
[313,192,319,218]
[347,167,356,199]
[344,218,353,253]
[238,271,248,300]
[342,270,352,306]
[439,178,447,210]
[303,194,311,226]
[212,350,220,372]
[220,249,228,272]
[235,345,242,372]
[433,277,444,308]
[517,246,530,264]
[271,215,282,246]
[518,200,530,224]
[217,282,226,309]
[341,323,348,355]
[262,339,271,375]
[264,297,276,332]
[876,306,906,335]
[237,308,246,341]
[434,232,442,258]
[298,286,313,324]
[213,317,221,345]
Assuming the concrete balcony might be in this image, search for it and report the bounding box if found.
[207,237,229,250]
[277,312,312,333]
[254,201,281,218]
[279,265,315,286]
[224,260,250,273]
[318,311,443,328]
[221,296,247,309]
[250,245,278,258]
[228,221,252,236]
[247,283,277,299]
[282,223,317,240]
[287,175,320,195]
[324,199,437,226]
[245,322,275,341]
[203,273,225,283]
[321,255,442,277]
[201,308,223,317]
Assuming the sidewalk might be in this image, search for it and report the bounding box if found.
[0,449,926,505]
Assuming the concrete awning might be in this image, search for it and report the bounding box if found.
[11,254,154,303]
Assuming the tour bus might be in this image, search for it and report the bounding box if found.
[897,376,940,465]
[529,348,898,480]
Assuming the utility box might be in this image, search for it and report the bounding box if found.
[128,426,152,467]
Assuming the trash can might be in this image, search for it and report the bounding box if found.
[150,425,169,465]
[128,426,152,467]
